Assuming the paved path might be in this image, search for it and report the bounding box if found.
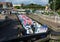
[38,14,60,23]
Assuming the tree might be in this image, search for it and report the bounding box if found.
[22,3,45,9]
[49,0,60,11]
[21,3,24,8]
[14,6,21,9]
[56,0,60,10]
[0,4,3,8]
[49,0,52,3]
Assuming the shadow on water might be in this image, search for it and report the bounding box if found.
[0,19,19,42]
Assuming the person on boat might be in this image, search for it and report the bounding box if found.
[31,21,36,33]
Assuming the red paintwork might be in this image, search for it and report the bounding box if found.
[20,15,32,25]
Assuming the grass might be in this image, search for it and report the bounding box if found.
[57,12,60,15]
[49,40,60,42]
[44,12,54,15]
